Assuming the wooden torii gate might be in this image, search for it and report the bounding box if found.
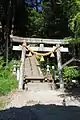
[10,35,69,90]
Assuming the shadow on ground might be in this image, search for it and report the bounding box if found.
[0,104,80,120]
[59,87,80,101]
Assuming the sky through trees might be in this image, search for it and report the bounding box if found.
[25,0,43,11]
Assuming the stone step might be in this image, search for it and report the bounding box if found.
[25,77,44,80]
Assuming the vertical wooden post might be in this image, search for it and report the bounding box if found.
[56,44,64,89]
[17,65,20,81]
[13,63,17,75]
[19,40,26,90]
[52,66,56,89]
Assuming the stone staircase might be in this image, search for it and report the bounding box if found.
[24,55,44,81]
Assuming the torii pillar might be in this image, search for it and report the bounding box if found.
[56,44,64,89]
[19,40,26,90]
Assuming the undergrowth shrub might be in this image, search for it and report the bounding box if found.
[63,66,80,82]
[0,57,18,96]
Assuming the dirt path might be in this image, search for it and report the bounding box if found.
[0,83,80,120]
[6,83,80,108]
[5,83,63,108]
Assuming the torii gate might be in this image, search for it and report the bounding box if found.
[10,35,69,90]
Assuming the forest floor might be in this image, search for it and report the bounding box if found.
[0,82,80,120]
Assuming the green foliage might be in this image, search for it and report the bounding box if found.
[0,97,8,110]
[62,0,80,38]
[63,66,80,81]
[27,0,70,38]
[28,8,44,37]
[69,13,80,32]
[68,0,80,36]
[64,37,80,43]
[0,57,18,96]
[43,0,69,38]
